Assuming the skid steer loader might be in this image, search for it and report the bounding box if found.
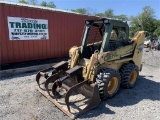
[36,18,146,119]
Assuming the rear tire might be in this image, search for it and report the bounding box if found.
[120,63,139,88]
[96,68,121,100]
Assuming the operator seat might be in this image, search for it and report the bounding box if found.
[108,30,118,50]
[110,30,118,40]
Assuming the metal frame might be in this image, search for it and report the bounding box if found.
[80,18,129,55]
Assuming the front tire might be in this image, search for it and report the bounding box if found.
[96,68,121,100]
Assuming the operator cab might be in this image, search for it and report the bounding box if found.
[80,18,130,59]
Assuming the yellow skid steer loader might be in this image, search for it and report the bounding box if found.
[36,18,146,119]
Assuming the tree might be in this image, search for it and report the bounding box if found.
[155,27,160,37]
[40,1,47,7]
[129,16,142,37]
[40,1,56,8]
[95,10,128,21]
[129,6,157,37]
[18,0,28,4]
[116,14,128,21]
[139,6,156,33]
[95,13,104,17]
[71,8,88,15]
[154,20,160,37]
[104,9,114,18]
[28,0,38,5]
[47,1,56,8]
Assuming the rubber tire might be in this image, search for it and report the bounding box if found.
[120,63,139,88]
[96,68,121,100]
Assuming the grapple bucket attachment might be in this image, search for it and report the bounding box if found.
[36,65,101,119]
[36,79,101,119]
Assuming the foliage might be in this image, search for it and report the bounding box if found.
[95,9,128,21]
[155,27,160,37]
[129,16,142,37]
[115,14,128,21]
[46,1,56,8]
[154,20,160,37]
[40,1,56,8]
[40,1,47,7]
[18,0,28,4]
[95,6,160,38]
[18,0,56,8]
[71,8,88,15]
[27,0,37,5]
[129,6,159,38]
[95,13,104,17]
[104,9,114,18]
[139,6,156,33]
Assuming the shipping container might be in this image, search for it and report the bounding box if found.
[0,1,98,64]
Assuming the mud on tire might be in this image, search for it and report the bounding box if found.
[96,68,121,100]
[120,63,139,88]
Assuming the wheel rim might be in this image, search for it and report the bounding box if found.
[107,77,118,95]
[130,70,137,85]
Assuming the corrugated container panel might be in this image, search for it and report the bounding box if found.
[46,11,52,59]
[65,13,69,53]
[0,4,2,64]
[0,3,98,64]
[59,12,63,56]
[36,8,43,60]
[2,4,13,63]
[11,6,19,62]
[14,6,23,62]
[63,13,67,54]
[50,11,54,57]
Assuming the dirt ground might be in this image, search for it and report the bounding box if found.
[0,48,160,120]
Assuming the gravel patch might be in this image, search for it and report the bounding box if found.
[0,49,160,120]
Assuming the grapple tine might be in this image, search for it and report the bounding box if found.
[65,80,89,112]
[36,67,53,88]
[65,80,101,118]
[36,61,68,88]
[51,80,59,100]
[36,72,41,87]
[45,70,67,95]
[77,83,101,116]
[44,74,60,96]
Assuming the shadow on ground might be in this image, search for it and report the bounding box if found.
[78,102,115,119]
[0,72,37,81]
[78,75,160,119]
[107,75,160,107]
